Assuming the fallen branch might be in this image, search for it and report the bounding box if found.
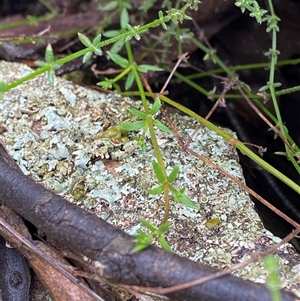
[0,142,297,301]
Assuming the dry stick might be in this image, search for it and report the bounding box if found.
[123,225,300,296]
[185,83,230,146]
[242,142,267,156]
[3,150,295,301]
[0,215,105,301]
[126,288,157,301]
[159,52,189,95]
[0,26,53,42]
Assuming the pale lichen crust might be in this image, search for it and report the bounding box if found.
[1,61,299,295]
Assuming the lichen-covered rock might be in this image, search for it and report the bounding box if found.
[0,60,299,296]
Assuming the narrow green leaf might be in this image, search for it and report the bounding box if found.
[103,30,121,38]
[137,64,164,73]
[120,8,129,29]
[26,15,38,25]
[34,60,47,67]
[92,34,102,45]
[153,119,172,133]
[259,85,269,92]
[52,62,61,71]
[47,70,55,86]
[167,165,179,183]
[150,98,161,115]
[132,243,148,253]
[273,82,282,88]
[82,51,93,64]
[152,160,165,183]
[45,44,54,63]
[127,108,146,119]
[78,32,92,47]
[125,71,135,90]
[157,221,171,234]
[107,51,129,68]
[158,236,173,252]
[135,229,147,238]
[264,49,272,56]
[158,10,169,30]
[132,230,153,252]
[173,187,199,209]
[147,184,164,195]
[118,120,145,131]
[110,39,125,53]
[0,81,8,92]
[93,47,103,56]
[100,1,118,11]
[139,217,156,231]
[97,78,114,89]
[126,24,141,40]
[134,136,146,151]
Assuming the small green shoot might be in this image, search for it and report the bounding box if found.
[264,255,282,301]
[35,44,61,86]
[148,160,199,210]
[115,98,171,151]
[77,33,103,63]
[235,0,268,23]
[118,98,171,133]
[133,217,172,252]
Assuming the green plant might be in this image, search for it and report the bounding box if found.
[235,0,268,23]
[264,255,282,301]
[133,218,172,252]
[35,44,61,86]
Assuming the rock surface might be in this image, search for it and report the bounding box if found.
[0,60,299,297]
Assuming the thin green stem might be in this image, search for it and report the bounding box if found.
[189,36,236,79]
[0,13,57,30]
[113,66,132,83]
[265,1,299,173]
[125,41,170,223]
[275,85,300,96]
[183,58,300,81]
[123,88,300,167]
[172,71,209,96]
[187,32,300,174]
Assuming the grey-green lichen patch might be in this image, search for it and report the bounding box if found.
[1,61,300,296]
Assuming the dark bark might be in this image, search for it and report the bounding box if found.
[0,143,297,301]
[0,236,30,301]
